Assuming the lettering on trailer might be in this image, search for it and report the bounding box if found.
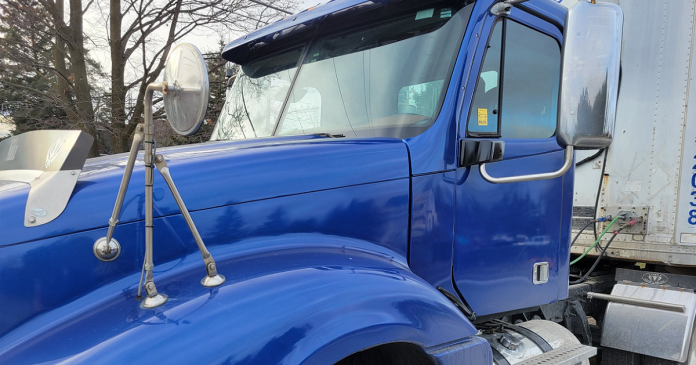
[690,150,696,225]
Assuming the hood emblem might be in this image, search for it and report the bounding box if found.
[31,207,48,217]
[5,139,18,161]
[45,138,62,168]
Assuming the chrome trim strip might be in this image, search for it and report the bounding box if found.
[588,292,686,313]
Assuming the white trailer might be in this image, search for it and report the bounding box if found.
[560,1,696,363]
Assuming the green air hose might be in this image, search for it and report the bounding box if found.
[570,215,621,265]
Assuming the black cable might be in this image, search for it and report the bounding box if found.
[570,227,624,285]
[570,220,594,247]
[592,148,609,242]
[575,148,604,167]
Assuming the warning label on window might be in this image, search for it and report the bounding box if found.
[477,109,488,126]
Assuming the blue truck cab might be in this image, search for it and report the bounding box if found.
[0,0,623,363]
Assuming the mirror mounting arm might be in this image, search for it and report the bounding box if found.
[139,81,169,309]
[100,123,145,256]
[490,0,529,16]
[154,154,226,287]
[97,44,213,309]
[479,145,574,184]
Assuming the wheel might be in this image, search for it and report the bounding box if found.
[643,355,677,365]
[601,348,679,365]
[602,347,641,365]
[334,343,432,365]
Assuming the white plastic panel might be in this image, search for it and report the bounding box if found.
[676,9,696,243]
[570,0,696,265]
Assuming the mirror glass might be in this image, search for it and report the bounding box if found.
[557,1,623,149]
[163,43,210,136]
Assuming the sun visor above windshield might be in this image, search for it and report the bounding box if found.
[222,0,393,64]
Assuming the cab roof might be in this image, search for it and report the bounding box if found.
[222,0,567,64]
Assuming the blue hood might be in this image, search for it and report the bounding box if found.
[0,135,409,247]
[0,135,412,340]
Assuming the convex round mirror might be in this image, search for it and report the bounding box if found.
[163,43,210,136]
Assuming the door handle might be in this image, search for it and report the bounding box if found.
[480,145,574,184]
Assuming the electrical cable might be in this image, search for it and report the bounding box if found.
[570,215,620,265]
[570,219,595,247]
[592,148,609,242]
[575,148,604,167]
[570,220,637,284]
[570,229,622,284]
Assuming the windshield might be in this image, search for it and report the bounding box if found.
[211,2,471,141]
[212,47,303,140]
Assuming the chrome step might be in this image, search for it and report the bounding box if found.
[515,343,596,365]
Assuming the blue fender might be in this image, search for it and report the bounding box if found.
[0,234,489,365]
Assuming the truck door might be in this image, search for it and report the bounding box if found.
[453,12,571,317]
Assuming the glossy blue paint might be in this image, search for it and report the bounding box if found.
[1,136,409,247]
[0,235,478,364]
[454,150,568,315]
[409,171,457,293]
[0,0,575,363]
[452,6,569,316]
[0,174,410,336]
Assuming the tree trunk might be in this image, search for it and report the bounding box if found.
[67,0,99,157]
[51,0,80,123]
[114,0,183,152]
[109,0,129,153]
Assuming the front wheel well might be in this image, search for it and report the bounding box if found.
[334,342,436,365]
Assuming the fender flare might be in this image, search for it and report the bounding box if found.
[0,234,487,364]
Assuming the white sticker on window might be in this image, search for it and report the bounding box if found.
[480,71,498,93]
[440,8,452,18]
[415,8,434,20]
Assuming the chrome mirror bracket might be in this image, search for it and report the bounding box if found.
[154,154,226,288]
[93,237,121,262]
[490,0,528,16]
[97,123,145,261]
[141,280,168,309]
[98,42,215,307]
[136,82,170,308]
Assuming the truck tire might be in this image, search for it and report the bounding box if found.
[642,355,677,365]
[334,343,432,365]
[602,348,679,365]
[603,348,641,364]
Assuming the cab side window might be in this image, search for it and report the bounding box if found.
[467,19,560,139]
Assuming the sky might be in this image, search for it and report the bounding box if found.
[79,0,319,100]
[86,0,319,73]
[175,0,320,55]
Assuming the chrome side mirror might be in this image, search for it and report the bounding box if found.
[99,43,223,310]
[557,0,623,149]
[480,0,623,184]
